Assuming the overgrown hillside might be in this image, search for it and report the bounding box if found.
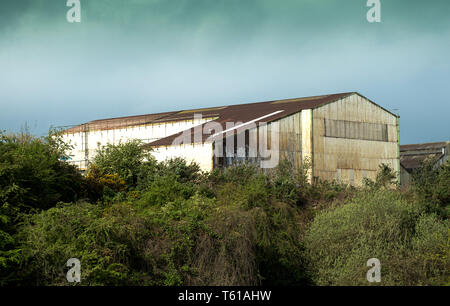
[0,131,448,286]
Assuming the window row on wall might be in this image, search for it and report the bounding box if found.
[324,119,389,142]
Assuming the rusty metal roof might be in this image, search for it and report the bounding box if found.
[400,141,449,171]
[65,91,397,147]
[64,111,178,133]
[147,92,356,146]
[400,141,448,152]
[65,92,356,134]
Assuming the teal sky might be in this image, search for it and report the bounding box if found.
[1,0,449,144]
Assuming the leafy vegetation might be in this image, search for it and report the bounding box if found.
[0,132,448,286]
[0,130,84,284]
[411,158,450,217]
[304,190,448,285]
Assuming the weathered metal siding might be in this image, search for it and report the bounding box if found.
[151,143,214,172]
[211,112,302,170]
[400,165,411,187]
[276,111,303,169]
[312,94,399,186]
[62,117,213,170]
[301,109,313,181]
[214,111,303,170]
[61,92,399,184]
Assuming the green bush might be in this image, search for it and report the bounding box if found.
[363,163,399,190]
[1,132,448,286]
[269,159,309,205]
[0,131,84,213]
[93,140,155,187]
[304,189,448,285]
[15,188,308,286]
[0,131,84,284]
[16,201,158,285]
[411,214,449,285]
[137,173,196,208]
[412,159,450,216]
[157,158,201,184]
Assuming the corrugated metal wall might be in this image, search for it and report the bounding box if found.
[214,111,303,170]
[62,93,399,186]
[313,94,399,186]
[152,143,214,172]
[62,117,213,170]
[276,112,303,168]
[213,93,399,187]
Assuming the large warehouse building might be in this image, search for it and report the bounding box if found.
[62,92,400,186]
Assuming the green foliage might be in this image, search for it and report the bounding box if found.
[0,130,84,284]
[269,159,309,206]
[0,133,448,286]
[157,158,201,184]
[363,163,398,190]
[17,202,155,285]
[84,164,127,202]
[16,192,308,286]
[411,214,450,285]
[137,173,196,208]
[253,201,310,285]
[216,173,270,209]
[93,140,155,187]
[304,189,448,285]
[412,160,450,216]
[0,130,84,213]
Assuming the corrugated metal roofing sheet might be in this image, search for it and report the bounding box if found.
[65,92,355,135]
[400,141,448,152]
[66,91,402,148]
[400,141,449,171]
[65,111,179,133]
[147,92,354,146]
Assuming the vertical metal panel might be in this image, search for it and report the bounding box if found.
[313,94,399,186]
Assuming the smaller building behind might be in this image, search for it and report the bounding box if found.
[400,141,450,186]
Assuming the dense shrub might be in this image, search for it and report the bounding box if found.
[1,134,448,286]
[0,131,84,284]
[84,165,127,202]
[411,214,449,285]
[16,202,155,285]
[157,158,202,184]
[137,173,196,208]
[93,140,155,187]
[15,192,308,286]
[269,159,309,206]
[363,163,399,190]
[304,189,449,285]
[0,131,84,213]
[412,160,450,216]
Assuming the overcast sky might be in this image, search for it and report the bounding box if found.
[0,0,449,144]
